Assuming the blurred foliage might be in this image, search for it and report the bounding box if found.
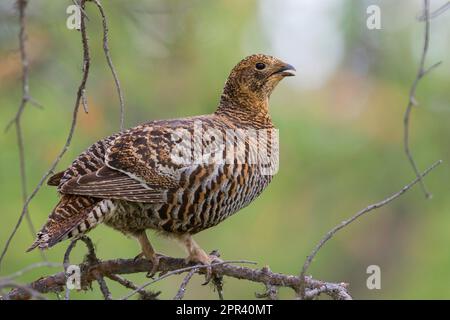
[0,0,449,299]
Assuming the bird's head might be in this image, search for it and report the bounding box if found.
[219,54,295,110]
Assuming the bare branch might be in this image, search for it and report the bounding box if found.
[91,0,126,131]
[4,0,47,262]
[417,1,450,20]
[107,274,160,300]
[0,0,91,271]
[298,160,442,298]
[121,259,257,300]
[2,262,60,280]
[403,0,442,199]
[63,236,112,300]
[1,255,350,300]
[173,268,197,300]
[0,281,47,300]
[94,272,112,300]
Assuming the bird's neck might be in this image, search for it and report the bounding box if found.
[215,93,273,129]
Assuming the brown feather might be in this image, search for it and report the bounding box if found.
[47,171,64,186]
[27,195,100,251]
[59,166,168,203]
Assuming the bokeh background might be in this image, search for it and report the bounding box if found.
[0,0,449,299]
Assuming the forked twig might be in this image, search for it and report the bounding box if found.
[4,0,46,262]
[0,0,97,272]
[403,0,442,199]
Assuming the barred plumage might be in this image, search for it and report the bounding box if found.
[29,54,295,266]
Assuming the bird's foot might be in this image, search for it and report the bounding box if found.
[145,253,165,278]
[134,251,165,278]
[133,252,145,261]
[185,249,223,285]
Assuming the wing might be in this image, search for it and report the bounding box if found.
[104,122,191,189]
[59,166,169,203]
[55,121,195,203]
[47,171,64,186]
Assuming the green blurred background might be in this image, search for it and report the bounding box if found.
[0,0,449,299]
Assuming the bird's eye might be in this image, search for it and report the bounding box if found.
[255,62,266,70]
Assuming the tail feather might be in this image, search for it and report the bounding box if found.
[27,195,115,252]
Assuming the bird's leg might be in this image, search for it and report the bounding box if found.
[135,231,160,278]
[179,234,222,283]
[180,234,211,264]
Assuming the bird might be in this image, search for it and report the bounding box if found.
[28,54,295,272]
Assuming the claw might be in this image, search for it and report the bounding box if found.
[201,265,213,285]
[135,232,163,278]
[178,235,224,285]
[145,253,168,278]
[146,254,160,278]
[204,255,223,284]
[133,252,144,262]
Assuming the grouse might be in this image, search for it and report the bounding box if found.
[28,54,295,270]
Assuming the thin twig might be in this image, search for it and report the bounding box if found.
[62,237,83,300]
[63,236,109,300]
[106,274,160,300]
[173,268,197,300]
[91,0,125,131]
[121,260,256,300]
[299,160,442,298]
[2,262,60,280]
[4,0,46,262]
[417,1,450,20]
[94,272,112,300]
[0,281,47,300]
[403,0,442,199]
[0,0,91,271]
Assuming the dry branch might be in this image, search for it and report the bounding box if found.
[1,252,351,300]
[4,0,45,262]
[173,268,197,300]
[107,274,160,300]
[403,0,443,199]
[417,1,450,20]
[298,160,442,298]
[0,0,126,271]
[91,0,125,131]
[0,0,91,270]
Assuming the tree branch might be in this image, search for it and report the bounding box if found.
[173,268,197,300]
[1,253,351,300]
[403,0,443,199]
[0,0,91,271]
[417,1,450,20]
[91,0,126,131]
[4,0,46,262]
[298,160,442,298]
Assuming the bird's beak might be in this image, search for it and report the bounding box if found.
[271,63,296,77]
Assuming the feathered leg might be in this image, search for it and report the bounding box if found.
[177,234,223,283]
[179,234,212,265]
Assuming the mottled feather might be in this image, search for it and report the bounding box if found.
[29,54,294,252]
